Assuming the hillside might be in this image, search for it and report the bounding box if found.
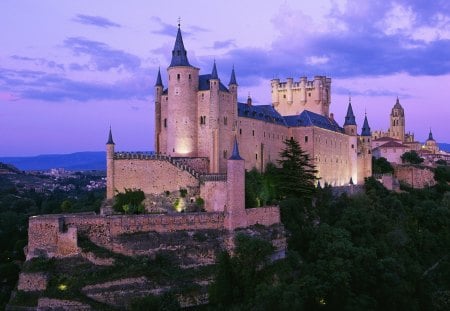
[0,151,106,171]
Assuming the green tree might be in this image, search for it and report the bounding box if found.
[401,150,424,164]
[372,156,394,174]
[277,137,317,200]
[113,188,145,214]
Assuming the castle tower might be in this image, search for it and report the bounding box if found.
[270,78,280,107]
[106,127,115,199]
[343,97,358,184]
[425,128,439,154]
[166,24,200,157]
[343,97,357,136]
[358,114,372,182]
[209,61,220,172]
[154,68,163,153]
[390,97,405,142]
[225,138,247,230]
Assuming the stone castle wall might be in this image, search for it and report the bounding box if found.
[394,165,436,188]
[245,206,280,227]
[112,157,199,195]
[173,157,209,174]
[200,180,227,212]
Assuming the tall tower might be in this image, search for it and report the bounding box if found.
[225,138,247,230]
[390,97,405,142]
[209,61,220,172]
[343,97,357,136]
[343,97,358,184]
[106,127,115,199]
[154,68,163,153]
[166,24,199,157]
[358,114,372,182]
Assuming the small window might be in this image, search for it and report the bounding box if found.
[189,74,191,80]
[252,130,255,136]
[305,136,308,143]
[224,117,228,125]
[223,150,228,159]
[283,94,286,98]
[164,118,167,128]
[308,92,311,97]
[177,73,180,80]
[255,154,258,160]
[240,129,242,135]
[351,144,354,149]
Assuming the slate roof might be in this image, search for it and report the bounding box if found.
[237,103,287,125]
[284,110,344,132]
[169,27,191,67]
[343,101,356,126]
[229,66,237,85]
[373,141,407,149]
[361,115,372,136]
[198,74,229,91]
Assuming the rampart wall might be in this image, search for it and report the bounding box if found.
[112,156,199,195]
[394,165,436,188]
[245,206,280,227]
[200,180,227,212]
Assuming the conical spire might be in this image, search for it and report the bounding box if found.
[229,136,243,160]
[155,67,163,87]
[343,97,356,126]
[106,127,115,145]
[428,128,434,141]
[361,114,371,136]
[229,66,237,85]
[169,25,191,67]
[211,60,218,79]
[393,96,403,110]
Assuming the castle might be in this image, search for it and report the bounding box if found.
[107,24,372,200]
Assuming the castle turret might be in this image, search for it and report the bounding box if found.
[390,97,405,142]
[425,128,439,154]
[209,61,220,172]
[154,68,163,153]
[106,127,115,199]
[166,24,199,157]
[344,97,358,184]
[358,114,372,182]
[271,78,280,107]
[225,137,247,230]
[286,77,293,105]
[343,97,357,136]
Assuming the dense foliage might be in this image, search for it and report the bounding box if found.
[401,150,424,164]
[210,160,450,310]
[113,188,145,214]
[0,172,104,309]
[372,156,394,174]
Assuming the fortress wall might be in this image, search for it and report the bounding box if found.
[238,117,288,171]
[107,213,225,235]
[394,165,436,188]
[200,180,227,212]
[173,157,209,173]
[291,126,352,186]
[27,216,60,259]
[113,159,199,195]
[245,206,280,227]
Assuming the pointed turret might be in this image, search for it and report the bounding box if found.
[393,96,403,110]
[229,137,243,160]
[169,26,191,67]
[229,66,237,85]
[361,114,371,136]
[155,68,163,87]
[106,127,115,145]
[344,98,356,126]
[428,129,435,141]
[211,61,218,80]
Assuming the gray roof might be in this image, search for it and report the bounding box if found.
[106,127,115,145]
[198,74,229,91]
[229,66,237,85]
[211,61,218,79]
[361,115,371,136]
[343,101,356,126]
[169,27,191,67]
[229,137,243,160]
[155,68,163,87]
[284,110,344,132]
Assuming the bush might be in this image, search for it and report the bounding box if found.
[113,189,145,214]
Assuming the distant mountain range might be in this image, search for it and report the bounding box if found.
[0,152,106,171]
[0,143,449,171]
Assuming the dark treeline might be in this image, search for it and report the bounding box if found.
[207,139,450,310]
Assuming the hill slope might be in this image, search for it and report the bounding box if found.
[0,151,106,171]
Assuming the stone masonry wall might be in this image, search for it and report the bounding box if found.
[394,165,436,188]
[200,180,227,212]
[113,158,199,194]
[173,157,209,173]
[245,207,281,227]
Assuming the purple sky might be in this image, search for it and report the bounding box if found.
[1,0,450,156]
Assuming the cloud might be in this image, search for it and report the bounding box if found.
[10,55,65,71]
[0,66,153,102]
[150,17,179,36]
[73,14,121,28]
[64,37,141,71]
[207,0,450,87]
[213,40,236,49]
